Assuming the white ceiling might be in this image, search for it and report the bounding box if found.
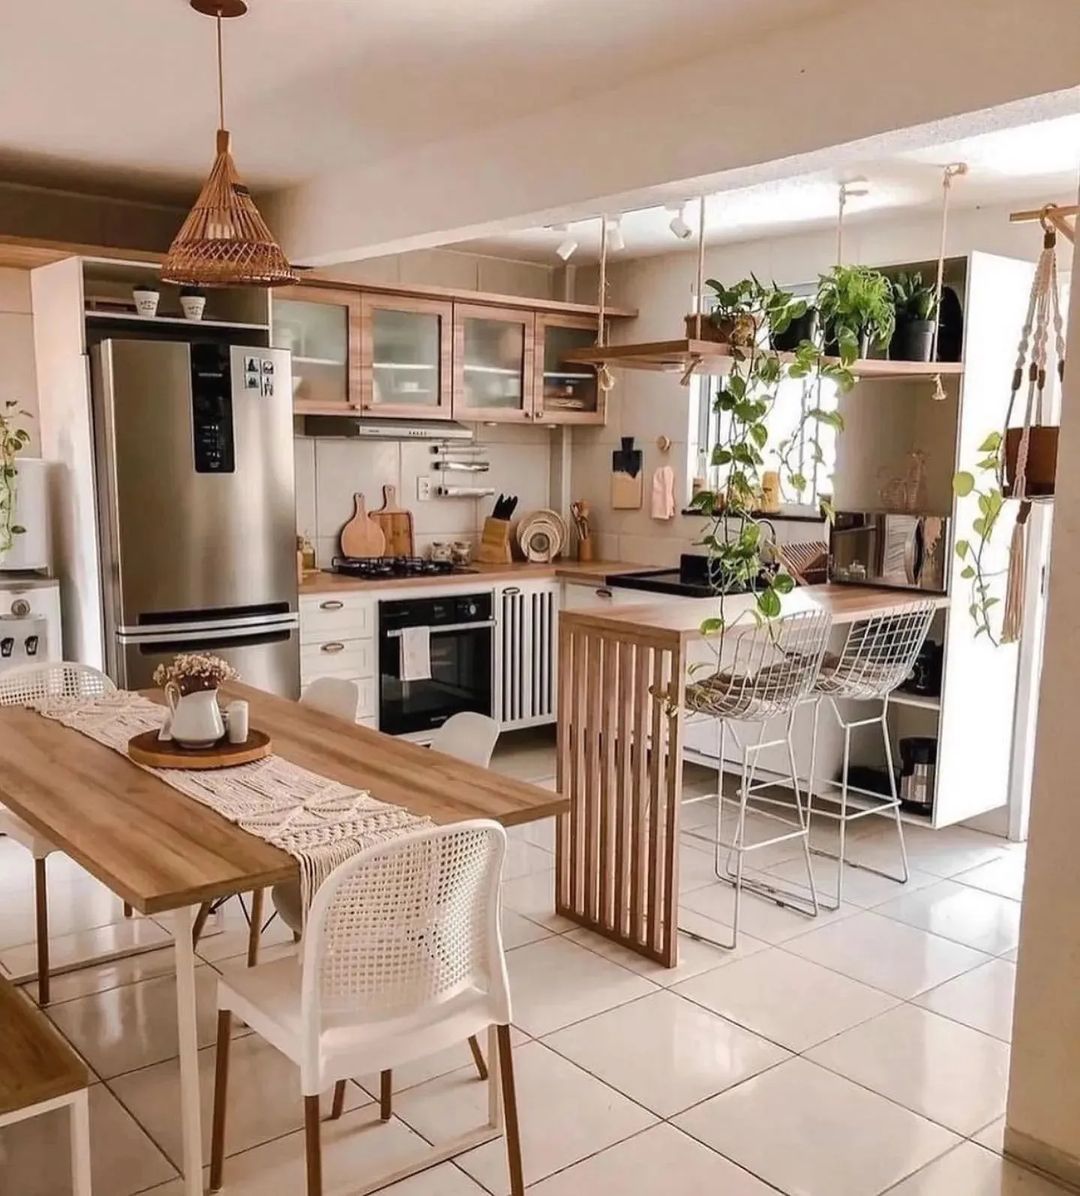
[449,113,1080,263]
[0,0,834,202]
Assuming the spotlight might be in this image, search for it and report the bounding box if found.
[605,216,625,253]
[556,235,578,262]
[667,203,692,239]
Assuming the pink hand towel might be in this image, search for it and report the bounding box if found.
[651,465,676,520]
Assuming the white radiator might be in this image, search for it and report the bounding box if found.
[497,583,558,729]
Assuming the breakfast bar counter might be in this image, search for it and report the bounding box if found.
[554,584,948,967]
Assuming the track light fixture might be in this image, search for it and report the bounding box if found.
[605,216,625,253]
[547,223,578,262]
[667,203,692,240]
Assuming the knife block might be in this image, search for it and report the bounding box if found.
[477,517,513,564]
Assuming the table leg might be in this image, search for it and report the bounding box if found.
[171,906,204,1196]
[70,1089,92,1196]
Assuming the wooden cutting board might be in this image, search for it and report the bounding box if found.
[340,493,386,558]
[370,484,415,557]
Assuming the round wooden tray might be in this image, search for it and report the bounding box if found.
[128,729,271,770]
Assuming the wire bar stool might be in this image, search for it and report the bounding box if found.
[682,609,832,948]
[805,601,937,910]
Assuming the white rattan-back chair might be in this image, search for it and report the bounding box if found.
[0,662,115,1005]
[210,822,523,1196]
[805,601,937,909]
[683,609,832,949]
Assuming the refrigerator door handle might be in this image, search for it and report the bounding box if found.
[117,611,299,638]
[117,622,297,647]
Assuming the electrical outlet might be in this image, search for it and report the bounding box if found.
[417,476,433,501]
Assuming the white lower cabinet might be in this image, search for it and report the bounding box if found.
[299,593,376,725]
[495,580,559,731]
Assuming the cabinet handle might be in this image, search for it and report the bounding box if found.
[534,410,544,419]
[319,600,344,610]
[320,641,346,653]
[596,587,613,599]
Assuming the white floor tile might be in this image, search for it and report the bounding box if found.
[0,1082,176,1195]
[109,1032,369,1168]
[394,1041,657,1195]
[500,869,575,933]
[884,1140,1072,1194]
[974,1117,1006,1154]
[0,873,128,949]
[501,908,552,951]
[866,825,1010,879]
[674,1056,959,1196]
[356,1027,529,1097]
[875,880,1021,954]
[543,988,788,1116]
[502,838,555,881]
[528,1122,777,1195]
[0,916,171,991]
[566,910,768,987]
[192,895,295,964]
[784,911,993,998]
[45,964,234,1079]
[807,1004,1010,1135]
[504,936,656,1036]
[508,815,555,854]
[681,876,857,945]
[675,946,899,1051]
[766,854,940,909]
[915,958,1016,1041]
[955,853,1027,902]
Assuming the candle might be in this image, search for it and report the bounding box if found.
[226,700,249,745]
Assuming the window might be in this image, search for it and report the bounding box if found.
[690,367,839,509]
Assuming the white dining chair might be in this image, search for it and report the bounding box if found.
[0,662,116,1004]
[431,710,501,768]
[300,676,361,721]
[210,822,524,1196]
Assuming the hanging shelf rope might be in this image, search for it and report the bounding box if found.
[161,0,297,288]
[927,162,967,400]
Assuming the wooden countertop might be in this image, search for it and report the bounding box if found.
[299,560,641,595]
[0,682,565,915]
[560,583,950,642]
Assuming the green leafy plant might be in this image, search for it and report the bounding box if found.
[705,275,808,347]
[891,271,938,323]
[953,430,1006,643]
[688,278,844,641]
[0,401,32,555]
[817,264,895,357]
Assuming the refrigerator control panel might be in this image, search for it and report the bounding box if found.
[190,342,236,473]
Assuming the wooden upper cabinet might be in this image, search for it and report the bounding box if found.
[534,313,604,425]
[452,304,535,423]
[271,285,361,414]
[360,294,454,420]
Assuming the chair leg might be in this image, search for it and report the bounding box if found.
[379,1070,392,1121]
[330,1080,346,1121]
[192,902,212,949]
[496,1024,525,1196]
[880,704,910,884]
[785,709,819,918]
[304,1094,323,1196]
[34,857,49,1006]
[209,1010,232,1192]
[247,888,265,968]
[468,1034,489,1080]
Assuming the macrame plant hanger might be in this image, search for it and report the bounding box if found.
[927,163,967,400]
[1000,210,1066,643]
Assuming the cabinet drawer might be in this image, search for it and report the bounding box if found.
[300,593,373,643]
[300,675,376,720]
[300,638,374,682]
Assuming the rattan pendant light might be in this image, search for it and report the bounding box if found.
[161,0,297,287]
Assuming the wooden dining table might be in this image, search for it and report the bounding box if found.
[0,682,565,1196]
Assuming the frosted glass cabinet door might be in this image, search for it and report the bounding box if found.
[361,294,453,419]
[534,314,603,425]
[453,304,535,423]
[272,287,360,413]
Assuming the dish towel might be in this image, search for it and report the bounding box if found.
[399,625,432,682]
[651,465,676,520]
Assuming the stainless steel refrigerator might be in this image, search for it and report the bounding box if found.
[91,339,300,695]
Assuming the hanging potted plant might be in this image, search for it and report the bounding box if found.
[817,264,895,359]
[687,276,807,348]
[0,401,41,569]
[889,271,938,362]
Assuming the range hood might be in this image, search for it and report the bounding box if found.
[302,415,474,441]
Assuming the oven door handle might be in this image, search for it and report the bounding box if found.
[383,620,495,639]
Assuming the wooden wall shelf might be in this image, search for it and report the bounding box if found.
[563,338,965,381]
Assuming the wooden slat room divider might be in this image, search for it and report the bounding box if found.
[555,614,687,966]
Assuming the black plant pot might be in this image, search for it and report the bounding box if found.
[823,326,870,360]
[890,319,935,363]
[770,308,819,352]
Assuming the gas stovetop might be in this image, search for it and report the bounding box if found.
[330,555,477,580]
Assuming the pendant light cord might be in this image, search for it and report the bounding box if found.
[216,11,226,130]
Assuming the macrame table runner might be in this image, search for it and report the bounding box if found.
[34,691,432,919]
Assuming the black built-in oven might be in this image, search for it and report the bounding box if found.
[378,592,494,735]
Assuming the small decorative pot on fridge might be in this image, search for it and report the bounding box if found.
[179,286,207,321]
[132,285,161,317]
[165,685,225,749]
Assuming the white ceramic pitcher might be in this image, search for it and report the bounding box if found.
[164,684,225,749]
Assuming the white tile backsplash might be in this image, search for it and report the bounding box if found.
[296,428,553,564]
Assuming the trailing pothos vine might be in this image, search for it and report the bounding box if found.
[0,400,32,555]
[952,431,1006,644]
[686,278,850,643]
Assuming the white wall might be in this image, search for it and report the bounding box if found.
[0,269,39,454]
[571,199,1070,565]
